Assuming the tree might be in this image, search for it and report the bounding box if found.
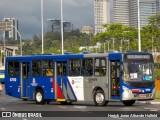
[141,14,160,52]
[94,23,138,52]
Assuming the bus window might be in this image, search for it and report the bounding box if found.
[42,60,53,76]
[32,60,42,76]
[57,62,67,76]
[94,58,106,76]
[69,59,81,76]
[82,58,93,76]
[8,61,19,77]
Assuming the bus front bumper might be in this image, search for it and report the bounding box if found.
[122,89,155,101]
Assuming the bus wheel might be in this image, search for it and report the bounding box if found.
[35,89,45,105]
[46,100,51,104]
[93,90,106,106]
[22,99,28,101]
[122,100,135,106]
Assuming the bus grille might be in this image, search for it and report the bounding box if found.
[124,81,154,88]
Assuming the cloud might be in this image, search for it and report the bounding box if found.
[0,0,94,39]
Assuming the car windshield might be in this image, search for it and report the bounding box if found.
[123,62,154,81]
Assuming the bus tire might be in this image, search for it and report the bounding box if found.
[22,99,28,101]
[35,89,45,105]
[46,100,51,104]
[93,89,106,106]
[122,100,135,106]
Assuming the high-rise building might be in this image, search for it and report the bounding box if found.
[94,0,160,30]
[113,0,160,27]
[113,0,130,25]
[129,0,138,27]
[94,0,111,34]
[139,0,160,27]
[63,21,72,32]
[3,18,18,41]
[47,19,72,33]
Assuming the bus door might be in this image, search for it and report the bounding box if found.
[108,53,122,100]
[109,60,121,100]
[20,62,30,99]
[54,61,68,101]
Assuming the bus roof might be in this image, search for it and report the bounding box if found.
[6,52,152,61]
[6,54,84,61]
[6,52,122,61]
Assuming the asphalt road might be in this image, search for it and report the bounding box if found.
[0,84,160,120]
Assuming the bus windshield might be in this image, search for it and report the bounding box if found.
[123,62,154,81]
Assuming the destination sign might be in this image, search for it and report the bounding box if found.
[123,53,153,62]
[127,55,150,59]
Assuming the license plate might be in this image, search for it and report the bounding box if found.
[139,94,147,98]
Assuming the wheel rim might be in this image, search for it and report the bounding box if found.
[36,92,42,102]
[96,93,104,103]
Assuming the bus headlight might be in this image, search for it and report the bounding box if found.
[122,86,133,99]
[123,86,132,93]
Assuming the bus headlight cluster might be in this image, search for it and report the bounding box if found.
[122,86,132,93]
[122,86,133,99]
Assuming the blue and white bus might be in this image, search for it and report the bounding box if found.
[5,52,155,106]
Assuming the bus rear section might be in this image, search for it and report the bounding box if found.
[5,55,79,104]
[5,60,20,98]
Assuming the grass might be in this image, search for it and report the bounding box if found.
[155,90,160,99]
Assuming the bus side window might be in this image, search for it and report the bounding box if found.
[8,61,19,77]
[42,60,53,76]
[32,60,42,76]
[82,58,93,76]
[69,59,81,76]
[94,58,106,76]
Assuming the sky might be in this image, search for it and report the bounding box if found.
[0,0,94,39]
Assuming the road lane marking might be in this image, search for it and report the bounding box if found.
[58,106,67,108]
[150,102,160,104]
[144,108,159,111]
[144,108,158,110]
[1,108,6,110]
[74,105,86,109]
[150,109,158,111]
[11,98,18,101]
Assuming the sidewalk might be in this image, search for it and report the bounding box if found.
[150,99,160,104]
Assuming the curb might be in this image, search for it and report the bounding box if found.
[150,101,160,104]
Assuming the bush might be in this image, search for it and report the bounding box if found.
[154,62,160,69]
[154,69,160,80]
[155,90,160,99]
